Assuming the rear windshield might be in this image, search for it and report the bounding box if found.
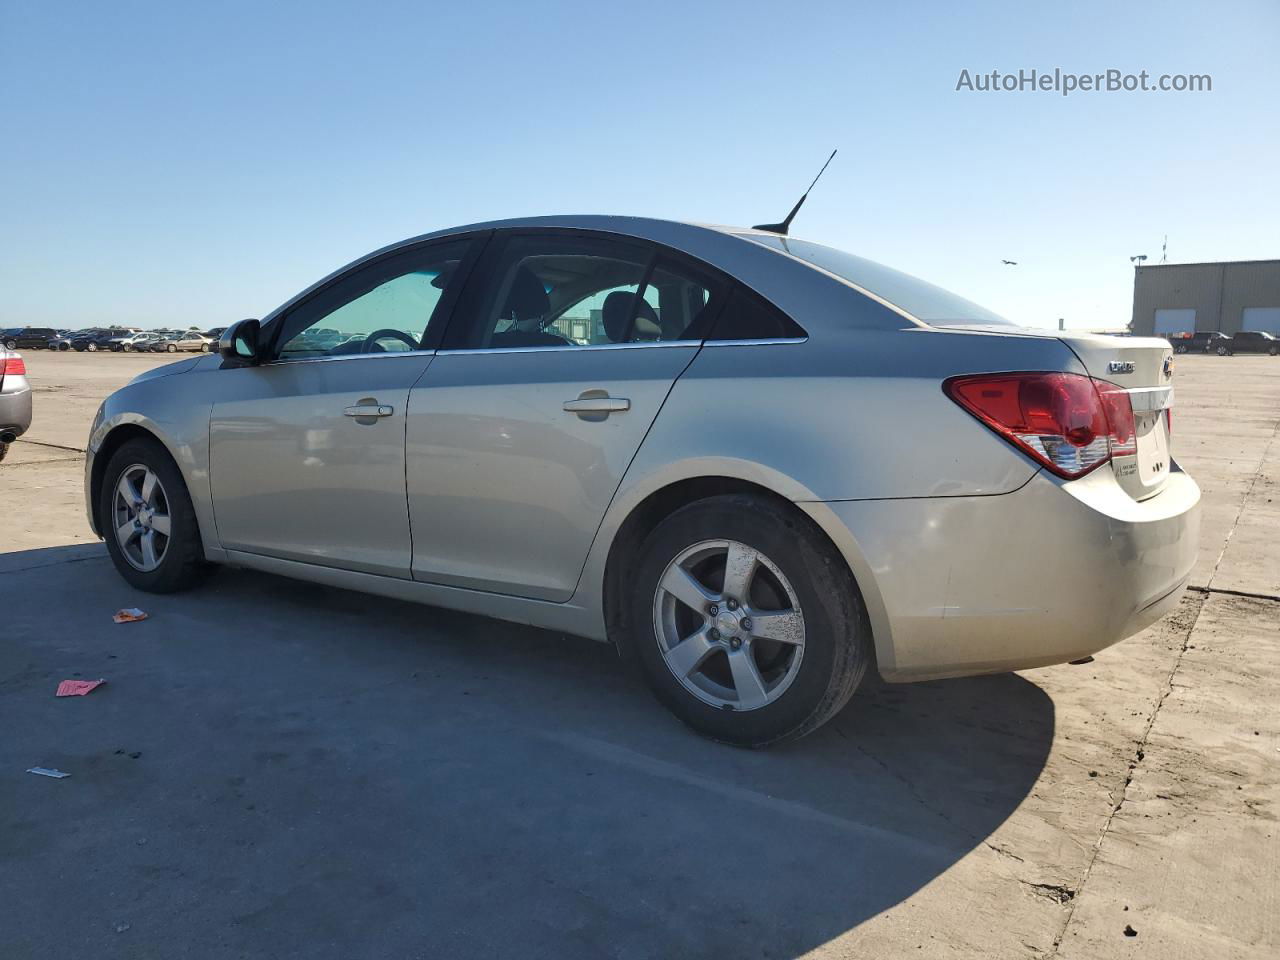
[739,234,1011,326]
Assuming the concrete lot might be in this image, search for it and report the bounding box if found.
[2,350,1277,959]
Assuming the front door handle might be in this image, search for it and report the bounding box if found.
[343,403,394,418]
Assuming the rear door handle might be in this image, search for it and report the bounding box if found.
[563,396,630,415]
[344,404,394,418]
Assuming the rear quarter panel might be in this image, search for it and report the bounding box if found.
[632,326,1087,502]
[573,325,1089,638]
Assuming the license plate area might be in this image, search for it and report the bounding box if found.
[1134,411,1170,485]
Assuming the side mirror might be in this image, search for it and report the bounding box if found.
[218,319,263,363]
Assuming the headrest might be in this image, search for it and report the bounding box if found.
[502,265,550,322]
[602,291,662,342]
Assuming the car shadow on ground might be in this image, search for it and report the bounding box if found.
[2,545,1054,960]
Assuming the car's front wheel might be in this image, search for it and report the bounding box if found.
[1174,344,1187,354]
[1217,345,1230,356]
[625,494,871,747]
[3,339,15,350]
[100,437,211,593]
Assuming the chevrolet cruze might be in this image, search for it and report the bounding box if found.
[85,216,1199,745]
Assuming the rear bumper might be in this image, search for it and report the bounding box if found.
[806,466,1200,681]
[0,378,33,438]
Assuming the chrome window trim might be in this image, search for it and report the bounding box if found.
[702,337,808,347]
[267,348,438,366]
[258,337,807,364]
[435,341,698,356]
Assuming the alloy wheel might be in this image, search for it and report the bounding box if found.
[652,539,806,711]
[111,464,172,572]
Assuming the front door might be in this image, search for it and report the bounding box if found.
[406,231,726,601]
[208,238,478,578]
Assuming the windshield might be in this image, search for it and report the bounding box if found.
[739,234,1012,326]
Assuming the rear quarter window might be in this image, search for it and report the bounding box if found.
[708,287,807,341]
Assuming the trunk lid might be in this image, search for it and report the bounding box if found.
[1053,333,1174,500]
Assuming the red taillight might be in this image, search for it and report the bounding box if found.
[944,372,1136,479]
[1,355,25,376]
[1095,381,1137,457]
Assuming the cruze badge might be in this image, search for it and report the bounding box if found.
[1108,360,1135,374]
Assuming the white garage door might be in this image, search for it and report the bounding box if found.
[1242,307,1280,334]
[1154,308,1196,335]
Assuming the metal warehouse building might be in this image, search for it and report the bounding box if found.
[1131,259,1280,337]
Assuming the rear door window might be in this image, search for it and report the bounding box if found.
[443,233,727,349]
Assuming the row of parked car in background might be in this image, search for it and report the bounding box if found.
[1168,330,1279,355]
[2,324,370,355]
[0,326,227,353]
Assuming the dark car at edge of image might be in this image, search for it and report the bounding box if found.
[2,327,60,350]
[1218,331,1279,356]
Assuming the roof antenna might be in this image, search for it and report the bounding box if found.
[752,148,837,235]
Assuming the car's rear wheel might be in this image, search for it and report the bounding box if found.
[1217,345,1230,356]
[3,339,15,350]
[625,494,871,747]
[167,343,177,352]
[87,342,98,351]
[1174,344,1187,354]
[100,437,211,593]
[200,343,210,352]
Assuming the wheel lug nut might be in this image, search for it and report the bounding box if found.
[740,617,752,631]
[726,598,738,611]
[708,604,719,616]
[708,628,721,641]
[729,637,743,650]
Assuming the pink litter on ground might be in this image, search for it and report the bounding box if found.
[56,679,106,697]
[113,608,148,623]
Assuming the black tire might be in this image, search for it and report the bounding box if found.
[1174,344,1187,354]
[99,437,211,593]
[87,342,98,351]
[623,494,872,747]
[0,442,8,463]
[3,339,15,350]
[167,343,177,352]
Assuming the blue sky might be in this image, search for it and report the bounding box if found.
[2,0,1276,330]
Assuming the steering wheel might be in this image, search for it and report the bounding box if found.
[361,329,420,353]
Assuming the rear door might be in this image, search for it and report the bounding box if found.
[405,231,726,601]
